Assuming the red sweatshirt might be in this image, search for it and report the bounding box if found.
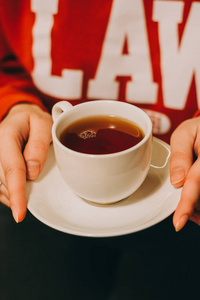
[0,0,200,143]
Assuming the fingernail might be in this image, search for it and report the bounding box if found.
[171,168,185,187]
[26,161,40,180]
[175,215,188,232]
[12,206,18,223]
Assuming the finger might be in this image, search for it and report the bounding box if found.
[0,181,10,207]
[0,193,10,207]
[170,122,194,187]
[23,115,52,180]
[0,182,9,199]
[0,139,27,223]
[0,164,9,199]
[0,169,10,207]
[173,158,200,231]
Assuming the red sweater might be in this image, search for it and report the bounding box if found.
[0,0,200,143]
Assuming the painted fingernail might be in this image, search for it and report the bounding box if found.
[171,168,185,187]
[12,206,19,223]
[26,161,40,180]
[175,215,188,232]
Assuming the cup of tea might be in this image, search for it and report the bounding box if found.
[52,100,152,204]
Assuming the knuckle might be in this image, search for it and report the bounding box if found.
[5,166,26,180]
[170,119,194,141]
[31,110,52,125]
[187,173,200,187]
[27,139,49,152]
[3,167,26,196]
[0,124,15,138]
[24,140,50,160]
[170,151,188,167]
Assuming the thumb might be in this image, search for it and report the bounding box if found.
[170,123,194,188]
[24,139,52,180]
[24,139,50,180]
[26,160,41,180]
[23,117,52,180]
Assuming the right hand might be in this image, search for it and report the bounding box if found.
[0,103,53,222]
[170,116,200,231]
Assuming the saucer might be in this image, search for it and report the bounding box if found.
[27,138,182,237]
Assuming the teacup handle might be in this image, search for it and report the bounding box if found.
[150,146,170,169]
[52,101,73,122]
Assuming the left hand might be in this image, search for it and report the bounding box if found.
[170,116,200,231]
[0,103,53,222]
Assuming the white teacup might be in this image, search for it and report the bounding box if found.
[52,100,152,204]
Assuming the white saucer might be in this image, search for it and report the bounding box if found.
[27,137,181,237]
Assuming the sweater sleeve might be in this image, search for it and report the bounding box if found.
[193,110,200,118]
[0,22,47,121]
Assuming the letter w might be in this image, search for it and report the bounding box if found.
[153,1,200,109]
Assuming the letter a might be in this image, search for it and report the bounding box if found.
[88,0,158,103]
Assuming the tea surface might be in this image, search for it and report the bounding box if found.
[60,115,144,154]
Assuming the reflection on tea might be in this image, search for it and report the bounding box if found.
[60,115,144,155]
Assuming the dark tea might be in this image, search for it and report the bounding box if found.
[59,115,144,155]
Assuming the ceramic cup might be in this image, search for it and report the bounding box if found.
[52,100,152,204]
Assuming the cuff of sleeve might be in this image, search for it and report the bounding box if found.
[193,109,200,118]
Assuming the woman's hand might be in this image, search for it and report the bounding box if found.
[0,103,53,222]
[170,116,200,231]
